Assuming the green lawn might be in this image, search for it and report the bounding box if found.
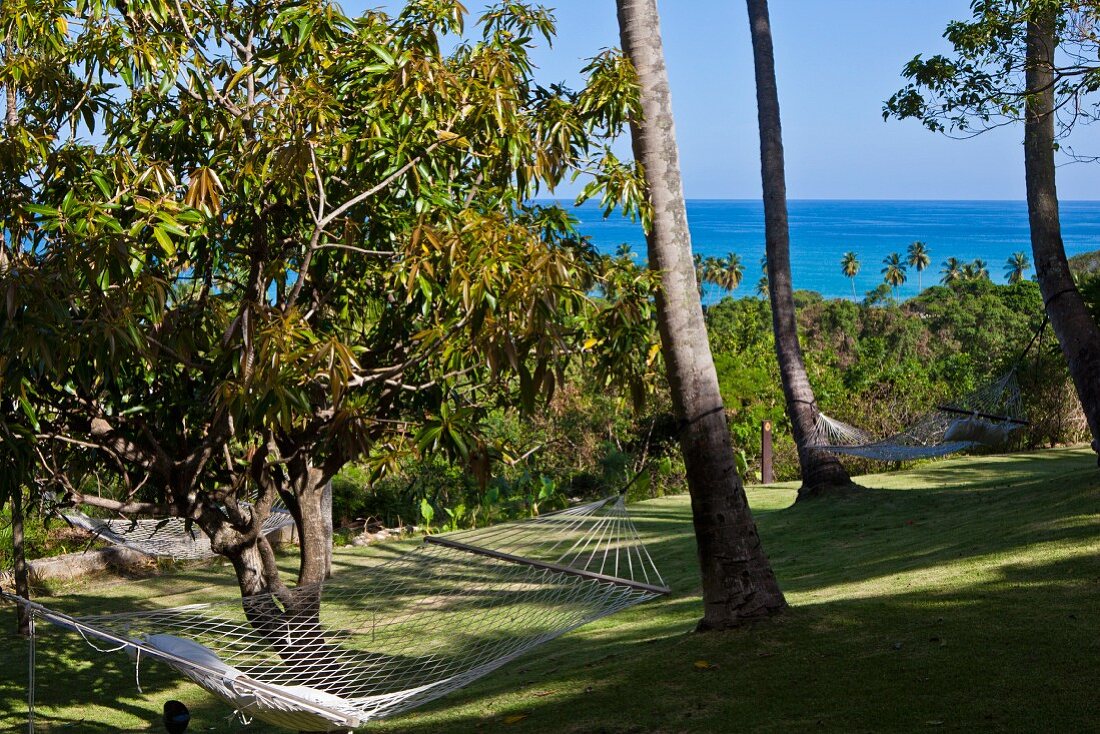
[2,447,1098,732]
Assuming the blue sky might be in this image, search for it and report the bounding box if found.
[352,1,1100,200]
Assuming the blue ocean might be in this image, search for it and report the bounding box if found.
[554,199,1100,301]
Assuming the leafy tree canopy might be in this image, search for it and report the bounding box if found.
[0,0,657,595]
[885,0,1100,157]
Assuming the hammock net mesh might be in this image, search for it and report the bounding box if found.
[23,495,666,731]
[58,503,295,560]
[810,369,1026,462]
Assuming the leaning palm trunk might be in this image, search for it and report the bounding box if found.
[746,0,852,497]
[616,0,785,629]
[1024,13,1100,464]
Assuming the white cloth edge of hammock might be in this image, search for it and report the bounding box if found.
[16,603,365,729]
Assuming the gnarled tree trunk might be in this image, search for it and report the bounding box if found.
[616,0,786,629]
[1025,12,1100,463]
[206,462,335,686]
[746,0,852,498]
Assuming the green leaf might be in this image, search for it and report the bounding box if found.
[152,226,176,256]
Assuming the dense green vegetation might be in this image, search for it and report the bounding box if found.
[6,273,1084,553]
[325,277,1084,533]
[4,448,1096,732]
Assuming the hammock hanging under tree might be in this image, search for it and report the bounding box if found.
[51,495,296,561]
[810,368,1029,462]
[5,495,668,732]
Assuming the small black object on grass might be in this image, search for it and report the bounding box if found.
[163,700,190,733]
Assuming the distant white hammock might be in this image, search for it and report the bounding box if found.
[6,495,667,732]
[810,369,1028,462]
[58,501,295,561]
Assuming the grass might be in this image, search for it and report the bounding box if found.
[1,447,1097,732]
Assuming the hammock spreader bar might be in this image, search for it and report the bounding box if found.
[424,535,672,595]
[934,405,1030,426]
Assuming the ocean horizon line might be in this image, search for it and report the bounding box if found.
[534,197,1100,204]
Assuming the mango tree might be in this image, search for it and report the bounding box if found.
[0,0,656,634]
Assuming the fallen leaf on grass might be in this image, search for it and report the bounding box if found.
[532,690,555,698]
[503,714,529,724]
[693,660,718,670]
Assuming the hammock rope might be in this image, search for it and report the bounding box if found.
[4,495,667,732]
[810,368,1028,462]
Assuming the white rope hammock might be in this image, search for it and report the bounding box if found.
[7,495,667,732]
[57,501,295,561]
[810,369,1028,462]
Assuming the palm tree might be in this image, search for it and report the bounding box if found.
[692,253,706,299]
[714,252,744,292]
[756,275,769,297]
[747,0,851,498]
[1005,251,1031,284]
[940,257,963,285]
[906,241,931,290]
[970,258,990,280]
[705,255,722,294]
[616,0,785,628]
[726,252,745,291]
[881,252,907,300]
[840,251,860,299]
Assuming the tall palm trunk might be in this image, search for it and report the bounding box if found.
[1025,13,1100,463]
[746,0,851,497]
[616,0,785,629]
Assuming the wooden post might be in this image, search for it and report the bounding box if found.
[761,420,774,485]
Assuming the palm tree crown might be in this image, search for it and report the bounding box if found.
[840,251,860,299]
[882,252,907,299]
[906,241,931,290]
[756,275,769,298]
[1005,251,1032,284]
[940,257,963,285]
[718,252,744,292]
[970,258,990,280]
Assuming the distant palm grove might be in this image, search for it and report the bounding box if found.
[687,241,1036,303]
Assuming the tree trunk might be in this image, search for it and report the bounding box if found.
[321,480,333,579]
[616,0,786,630]
[222,529,338,693]
[746,0,852,498]
[1025,12,1100,463]
[11,488,30,635]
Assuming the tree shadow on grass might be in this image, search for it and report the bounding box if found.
[367,549,1100,734]
[0,626,262,733]
[3,449,1095,732]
